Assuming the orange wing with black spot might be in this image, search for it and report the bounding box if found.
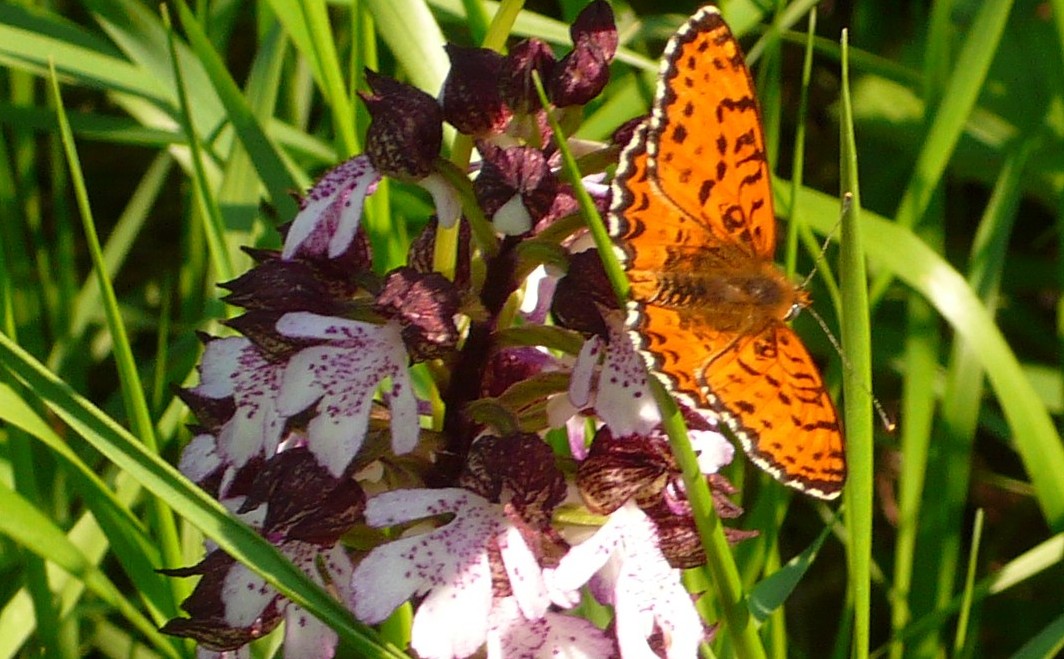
[609,6,846,499]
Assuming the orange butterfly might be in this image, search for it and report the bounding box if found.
[609,6,846,499]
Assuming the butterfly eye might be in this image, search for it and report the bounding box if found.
[784,303,802,321]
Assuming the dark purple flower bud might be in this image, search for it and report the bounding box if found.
[641,475,756,569]
[571,0,618,60]
[549,45,609,107]
[577,428,672,515]
[441,45,512,136]
[501,38,556,112]
[221,253,347,316]
[549,1,616,106]
[406,218,438,275]
[475,143,558,235]
[642,498,705,569]
[482,346,557,398]
[460,433,568,528]
[374,266,460,361]
[551,250,617,336]
[240,447,366,545]
[539,184,580,228]
[360,69,442,180]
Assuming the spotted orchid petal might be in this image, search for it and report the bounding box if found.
[276,312,418,476]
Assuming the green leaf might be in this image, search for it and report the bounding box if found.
[748,522,832,623]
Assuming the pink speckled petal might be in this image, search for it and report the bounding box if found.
[568,336,601,409]
[690,427,734,475]
[487,597,616,659]
[411,555,493,659]
[546,509,620,605]
[194,337,249,399]
[221,562,274,627]
[607,505,703,659]
[276,313,416,475]
[178,433,222,483]
[595,321,659,436]
[282,155,381,260]
[195,338,287,466]
[283,604,337,658]
[352,489,502,624]
[386,370,419,455]
[498,525,549,620]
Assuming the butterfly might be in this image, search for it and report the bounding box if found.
[608,6,846,499]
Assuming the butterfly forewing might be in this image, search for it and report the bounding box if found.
[646,7,776,259]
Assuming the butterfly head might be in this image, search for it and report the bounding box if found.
[785,287,812,322]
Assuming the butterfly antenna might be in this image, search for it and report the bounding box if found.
[800,192,853,290]
[804,304,896,433]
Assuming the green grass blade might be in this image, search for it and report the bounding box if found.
[6,437,61,656]
[297,0,359,155]
[163,8,235,283]
[914,134,1037,648]
[0,382,179,619]
[890,3,959,653]
[838,29,874,659]
[1008,610,1064,659]
[49,62,185,615]
[783,8,816,276]
[86,0,230,135]
[172,0,300,221]
[776,182,1064,528]
[889,290,938,657]
[365,0,448,95]
[953,509,984,654]
[871,0,1014,301]
[46,152,173,371]
[0,4,170,105]
[875,533,1064,655]
[0,472,146,657]
[0,483,180,657]
[458,0,492,46]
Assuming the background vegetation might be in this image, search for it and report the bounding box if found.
[0,0,1061,657]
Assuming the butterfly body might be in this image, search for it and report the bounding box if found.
[609,6,846,500]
